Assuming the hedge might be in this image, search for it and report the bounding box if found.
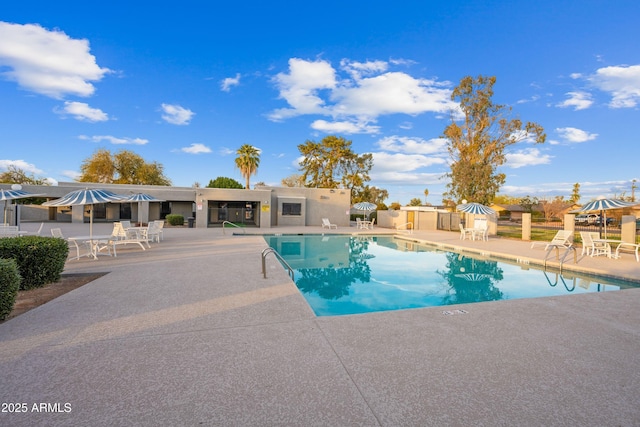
[0,236,68,290]
[0,258,21,320]
[166,214,184,226]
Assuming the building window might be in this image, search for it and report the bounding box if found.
[282,203,301,216]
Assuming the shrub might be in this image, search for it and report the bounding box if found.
[0,258,21,320]
[166,214,184,226]
[0,236,68,290]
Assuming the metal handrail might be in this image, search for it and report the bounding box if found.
[222,221,246,235]
[543,245,577,273]
[396,222,413,234]
[262,248,294,280]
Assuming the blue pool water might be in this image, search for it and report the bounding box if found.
[265,234,640,316]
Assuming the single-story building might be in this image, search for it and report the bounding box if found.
[1,182,351,229]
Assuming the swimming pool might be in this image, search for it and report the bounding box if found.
[265,234,640,316]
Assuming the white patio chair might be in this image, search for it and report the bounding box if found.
[322,218,337,229]
[580,231,610,258]
[153,220,165,240]
[459,224,473,240]
[142,222,161,243]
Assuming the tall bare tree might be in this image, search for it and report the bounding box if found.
[443,75,545,205]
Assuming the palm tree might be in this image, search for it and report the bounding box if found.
[235,144,261,189]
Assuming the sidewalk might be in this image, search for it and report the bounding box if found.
[1,223,639,426]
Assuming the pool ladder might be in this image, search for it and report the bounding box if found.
[543,245,577,274]
[261,248,294,280]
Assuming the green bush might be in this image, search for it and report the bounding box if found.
[0,236,68,290]
[166,214,184,226]
[0,258,21,320]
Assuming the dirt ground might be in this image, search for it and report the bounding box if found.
[2,273,105,323]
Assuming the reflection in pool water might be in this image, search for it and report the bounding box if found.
[264,235,639,316]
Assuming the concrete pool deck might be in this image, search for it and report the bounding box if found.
[1,223,639,426]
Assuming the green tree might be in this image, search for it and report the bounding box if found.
[297,135,372,192]
[408,198,422,206]
[235,144,260,189]
[570,183,581,204]
[518,195,539,213]
[388,202,401,210]
[207,177,244,189]
[424,188,429,205]
[443,75,545,205]
[78,149,171,185]
[0,165,48,185]
[353,185,389,207]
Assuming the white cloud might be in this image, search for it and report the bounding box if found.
[556,91,593,110]
[372,152,446,173]
[340,59,388,79]
[79,135,148,145]
[310,119,379,134]
[181,143,212,154]
[0,21,110,98]
[331,71,456,118]
[589,64,640,108]
[555,127,598,143]
[161,103,194,125]
[61,170,80,181]
[505,148,552,168]
[377,136,448,155]
[0,159,44,175]
[221,73,241,92]
[269,58,337,120]
[57,101,108,122]
[268,57,458,130]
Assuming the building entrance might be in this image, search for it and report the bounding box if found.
[208,201,259,227]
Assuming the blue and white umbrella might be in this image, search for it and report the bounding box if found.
[118,193,165,225]
[353,202,377,219]
[43,189,125,237]
[1,187,45,224]
[456,202,496,216]
[120,193,165,203]
[572,198,639,238]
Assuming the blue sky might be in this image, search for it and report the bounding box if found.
[1,0,639,205]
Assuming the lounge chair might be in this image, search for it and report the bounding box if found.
[580,231,611,257]
[530,230,574,250]
[322,218,337,229]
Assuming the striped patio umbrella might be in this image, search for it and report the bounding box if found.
[43,189,125,237]
[572,198,639,239]
[118,193,165,225]
[456,202,496,216]
[1,188,45,224]
[353,202,377,219]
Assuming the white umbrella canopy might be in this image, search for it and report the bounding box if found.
[43,189,125,237]
[353,202,377,219]
[456,202,496,216]
[117,193,165,225]
[572,198,639,239]
[1,188,45,224]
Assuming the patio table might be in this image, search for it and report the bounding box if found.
[68,235,114,260]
